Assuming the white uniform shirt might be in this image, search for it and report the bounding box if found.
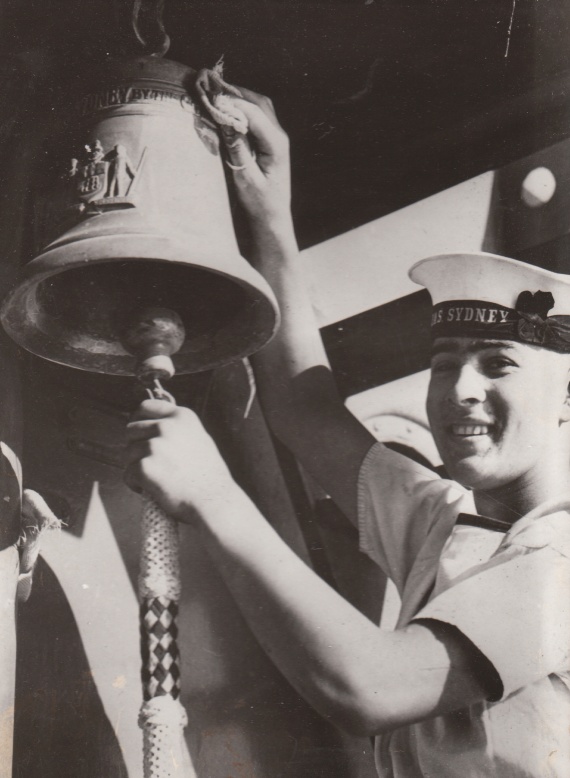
[358,442,570,778]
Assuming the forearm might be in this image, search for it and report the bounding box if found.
[195,487,489,735]
[249,218,339,425]
[248,218,374,520]
[197,484,382,732]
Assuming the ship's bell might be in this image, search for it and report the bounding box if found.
[0,57,280,375]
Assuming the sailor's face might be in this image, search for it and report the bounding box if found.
[427,338,570,491]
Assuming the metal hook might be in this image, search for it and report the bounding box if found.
[132,0,171,58]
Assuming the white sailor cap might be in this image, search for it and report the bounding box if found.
[409,252,570,353]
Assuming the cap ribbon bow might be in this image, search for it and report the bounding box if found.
[516,290,570,350]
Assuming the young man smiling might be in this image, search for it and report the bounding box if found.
[125,94,570,776]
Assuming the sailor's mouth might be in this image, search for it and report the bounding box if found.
[449,423,493,437]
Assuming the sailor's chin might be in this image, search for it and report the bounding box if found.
[444,456,501,491]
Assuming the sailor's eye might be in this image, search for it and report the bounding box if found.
[486,357,516,371]
[431,358,456,373]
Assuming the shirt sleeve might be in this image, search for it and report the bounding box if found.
[413,543,570,699]
[357,442,468,594]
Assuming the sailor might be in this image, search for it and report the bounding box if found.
[125,92,570,777]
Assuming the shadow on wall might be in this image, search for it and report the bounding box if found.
[13,556,128,778]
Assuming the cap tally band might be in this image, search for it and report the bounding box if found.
[431,292,570,354]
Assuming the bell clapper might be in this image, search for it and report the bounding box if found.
[121,306,186,401]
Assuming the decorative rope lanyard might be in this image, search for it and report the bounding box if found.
[139,496,193,776]
[137,384,196,777]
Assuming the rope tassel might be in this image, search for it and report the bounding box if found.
[139,695,190,778]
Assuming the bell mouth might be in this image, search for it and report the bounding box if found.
[1,256,279,375]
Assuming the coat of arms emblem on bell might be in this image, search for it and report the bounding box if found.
[73,139,138,203]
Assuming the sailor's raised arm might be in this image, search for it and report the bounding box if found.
[219,89,375,524]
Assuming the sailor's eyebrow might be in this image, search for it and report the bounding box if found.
[431,340,516,357]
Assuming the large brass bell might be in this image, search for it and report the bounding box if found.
[1,57,279,375]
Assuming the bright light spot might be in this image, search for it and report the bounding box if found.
[521,167,556,207]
